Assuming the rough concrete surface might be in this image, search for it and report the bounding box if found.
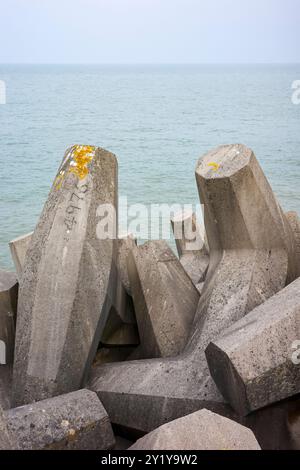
[12,145,118,406]
[89,144,298,435]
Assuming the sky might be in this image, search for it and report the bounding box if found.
[0,0,299,64]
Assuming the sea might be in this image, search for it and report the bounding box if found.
[0,64,299,270]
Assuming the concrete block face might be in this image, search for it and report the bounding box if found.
[130,409,260,450]
[101,273,139,347]
[5,389,115,450]
[89,144,296,434]
[0,405,16,450]
[171,210,209,285]
[101,234,138,347]
[12,145,118,406]
[117,233,137,295]
[285,211,300,278]
[206,277,300,417]
[127,240,199,358]
[9,232,33,280]
[0,365,12,410]
[0,270,18,366]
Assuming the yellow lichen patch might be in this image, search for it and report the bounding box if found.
[69,145,95,180]
[208,162,220,172]
[54,145,96,189]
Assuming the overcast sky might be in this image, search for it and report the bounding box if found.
[1,0,299,64]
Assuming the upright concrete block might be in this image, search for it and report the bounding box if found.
[130,409,261,450]
[127,240,199,358]
[117,233,137,295]
[12,145,118,406]
[0,365,12,410]
[9,232,33,280]
[286,211,300,278]
[89,144,297,434]
[101,274,139,347]
[171,210,209,285]
[206,277,300,416]
[0,405,16,449]
[0,270,18,366]
[5,389,115,450]
[101,234,138,347]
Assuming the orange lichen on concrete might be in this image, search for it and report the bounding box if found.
[54,145,95,189]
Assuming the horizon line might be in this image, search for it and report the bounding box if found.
[0,62,300,66]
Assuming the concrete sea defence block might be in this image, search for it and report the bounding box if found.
[5,389,115,450]
[206,277,300,417]
[171,210,209,285]
[130,409,260,450]
[101,273,139,347]
[0,270,18,366]
[0,365,12,410]
[89,144,297,434]
[127,240,199,358]
[101,234,138,347]
[12,145,118,406]
[285,211,300,278]
[9,232,33,280]
[117,233,137,295]
[0,405,16,450]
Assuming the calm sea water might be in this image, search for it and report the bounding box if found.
[0,64,300,270]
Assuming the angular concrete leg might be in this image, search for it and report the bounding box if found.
[0,405,17,449]
[117,233,137,295]
[12,145,118,406]
[206,277,300,416]
[89,145,297,434]
[285,211,300,278]
[101,272,139,347]
[130,409,261,450]
[5,389,115,450]
[101,234,138,347]
[0,365,12,410]
[0,270,18,366]
[9,232,33,280]
[171,210,209,285]
[127,240,199,358]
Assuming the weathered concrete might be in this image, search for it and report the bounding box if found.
[101,276,139,347]
[206,277,300,417]
[117,233,137,295]
[89,144,297,434]
[9,232,33,280]
[0,365,12,409]
[286,211,300,278]
[5,389,115,450]
[130,409,260,450]
[0,270,18,366]
[12,145,118,406]
[127,240,199,358]
[171,210,209,285]
[0,405,16,449]
[101,234,138,347]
